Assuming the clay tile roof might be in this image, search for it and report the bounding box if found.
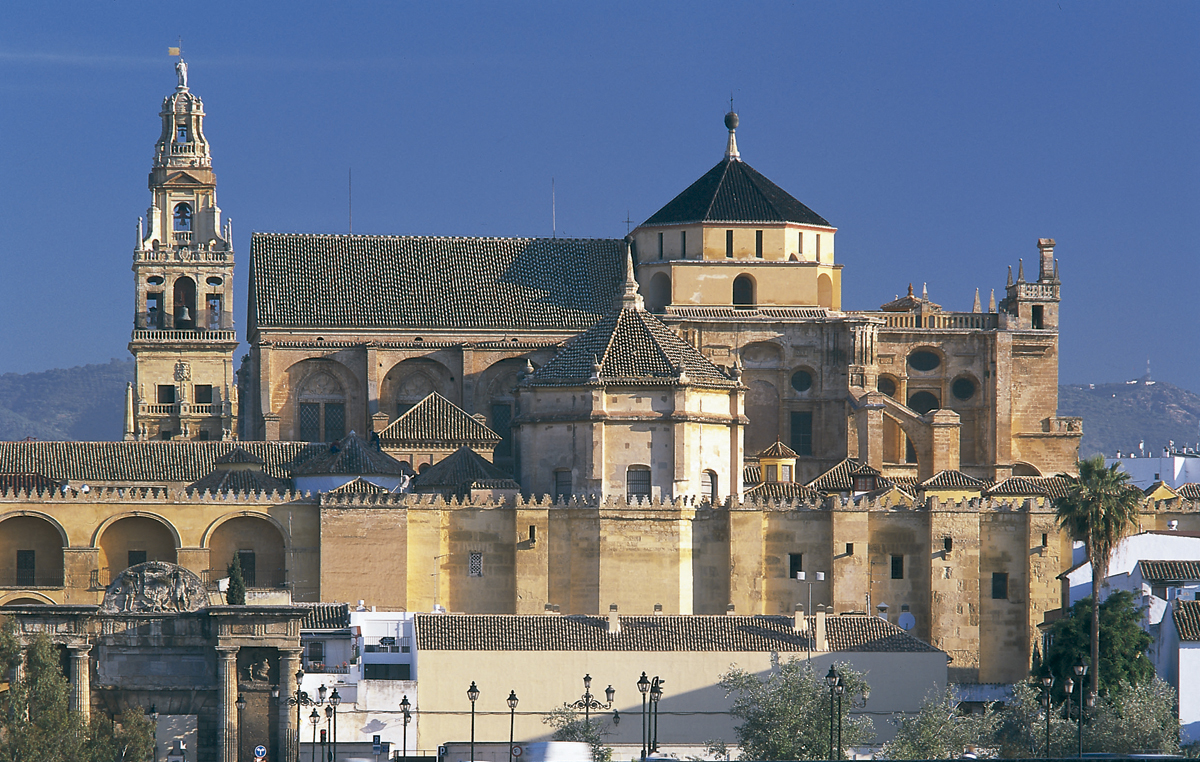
[848,462,881,477]
[1177,483,1200,500]
[378,392,501,447]
[743,464,762,484]
[1172,600,1200,641]
[758,441,798,459]
[186,468,291,495]
[807,459,862,492]
[412,447,510,491]
[301,603,351,630]
[291,432,411,477]
[0,441,310,484]
[214,447,266,465]
[1145,481,1180,497]
[1139,560,1200,584]
[920,470,986,489]
[250,233,626,330]
[413,613,939,653]
[467,478,521,491]
[527,307,735,388]
[324,478,396,495]
[0,472,61,492]
[743,481,824,501]
[641,158,831,228]
[985,476,1073,499]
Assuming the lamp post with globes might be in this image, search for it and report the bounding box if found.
[636,672,650,761]
[824,666,841,761]
[400,695,412,762]
[1068,659,1089,757]
[324,706,333,762]
[569,674,616,726]
[282,669,320,762]
[1038,675,1054,758]
[309,709,321,762]
[507,691,519,762]
[329,688,342,762]
[648,677,663,754]
[467,681,480,762]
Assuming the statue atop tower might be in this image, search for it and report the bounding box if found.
[126,59,238,442]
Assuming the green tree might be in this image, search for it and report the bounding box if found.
[1054,454,1143,696]
[879,686,1001,760]
[542,704,613,762]
[718,659,874,760]
[1084,677,1180,756]
[227,553,247,605]
[1038,590,1153,698]
[83,707,157,762]
[993,679,1077,758]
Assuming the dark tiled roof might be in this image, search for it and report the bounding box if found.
[744,481,824,501]
[186,468,291,495]
[325,478,396,495]
[467,478,521,491]
[301,603,351,631]
[1139,560,1200,584]
[743,464,762,484]
[985,476,1072,499]
[807,459,862,492]
[758,441,798,459]
[527,308,735,388]
[667,306,831,320]
[412,447,510,491]
[0,441,309,484]
[414,613,939,653]
[0,473,60,492]
[378,392,500,447]
[292,433,411,477]
[642,158,831,227]
[214,447,265,465]
[920,470,986,489]
[251,233,625,330]
[1178,483,1200,500]
[1172,600,1200,642]
[849,462,881,477]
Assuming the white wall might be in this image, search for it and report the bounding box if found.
[1107,454,1200,489]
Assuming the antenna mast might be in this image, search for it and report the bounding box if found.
[348,167,353,234]
[552,178,556,238]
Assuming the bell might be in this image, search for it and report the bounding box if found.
[178,305,191,322]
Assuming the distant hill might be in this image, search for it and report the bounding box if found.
[1059,378,1200,459]
[0,359,133,441]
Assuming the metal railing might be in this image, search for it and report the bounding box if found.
[363,636,411,653]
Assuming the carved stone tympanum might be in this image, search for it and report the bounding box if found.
[100,561,207,614]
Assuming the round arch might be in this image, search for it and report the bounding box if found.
[279,358,361,441]
[0,512,67,588]
[0,592,56,606]
[93,513,180,583]
[201,510,291,549]
[647,272,671,313]
[1013,462,1042,477]
[0,510,69,546]
[381,357,457,417]
[817,273,834,309]
[205,513,288,589]
[733,274,756,308]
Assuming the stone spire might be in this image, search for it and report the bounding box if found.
[988,289,997,313]
[724,111,740,160]
[615,242,645,311]
[972,288,981,313]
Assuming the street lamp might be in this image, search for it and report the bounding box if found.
[825,666,840,761]
[637,672,651,761]
[285,669,319,762]
[507,691,519,762]
[236,693,247,762]
[329,688,341,762]
[1039,675,1054,758]
[400,695,412,762]
[834,678,845,760]
[1073,659,1088,757]
[648,677,663,754]
[467,681,480,762]
[569,674,615,725]
[796,571,825,661]
[324,706,333,762]
[309,709,321,762]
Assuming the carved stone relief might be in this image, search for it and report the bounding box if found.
[100,562,207,615]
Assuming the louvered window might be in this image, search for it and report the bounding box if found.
[627,466,651,499]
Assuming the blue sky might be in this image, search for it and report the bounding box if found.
[0,2,1196,387]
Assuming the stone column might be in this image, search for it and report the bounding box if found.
[67,643,92,721]
[280,648,303,762]
[217,646,240,762]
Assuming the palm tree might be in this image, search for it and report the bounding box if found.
[1054,454,1143,697]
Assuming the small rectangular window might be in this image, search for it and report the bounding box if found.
[299,403,321,441]
[680,230,686,259]
[755,230,763,258]
[992,572,1009,600]
[307,641,325,663]
[816,234,822,260]
[237,550,257,587]
[157,385,176,404]
[798,231,804,256]
[207,294,222,329]
[943,536,953,553]
[468,552,483,578]
[1041,533,1049,547]
[364,663,412,680]
[780,464,792,482]
[146,293,163,329]
[1031,305,1045,329]
[891,554,904,579]
[127,550,147,568]
[845,543,854,556]
[726,230,734,258]
[658,232,664,260]
[790,411,813,456]
[627,468,651,499]
[194,384,213,404]
[16,550,35,586]
[324,403,346,442]
[554,470,572,500]
[765,464,778,482]
[788,553,803,579]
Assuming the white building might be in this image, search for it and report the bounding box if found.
[1107,451,1200,490]
[1158,599,1200,744]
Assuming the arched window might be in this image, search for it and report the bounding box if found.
[173,202,192,231]
[701,470,718,503]
[649,272,671,313]
[733,275,755,308]
[626,466,651,501]
[907,390,940,415]
[173,276,197,329]
[298,372,347,442]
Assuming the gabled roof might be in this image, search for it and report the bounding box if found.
[378,392,501,447]
[985,476,1072,499]
[292,432,412,477]
[250,233,625,331]
[186,467,290,495]
[324,478,396,495]
[1178,483,1200,500]
[1139,560,1200,584]
[301,603,351,631]
[0,473,60,492]
[1145,481,1180,499]
[641,158,830,228]
[920,470,986,489]
[807,459,863,492]
[1172,600,1200,642]
[412,447,510,491]
[743,463,762,485]
[526,307,735,388]
[744,481,823,501]
[214,447,266,465]
[414,613,939,653]
[758,441,798,459]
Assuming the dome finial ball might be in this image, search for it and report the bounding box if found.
[724,111,739,131]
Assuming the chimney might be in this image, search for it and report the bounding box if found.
[1037,238,1056,281]
[876,602,890,622]
[815,606,828,652]
[653,603,664,616]
[793,604,806,632]
[726,603,736,616]
[608,604,621,635]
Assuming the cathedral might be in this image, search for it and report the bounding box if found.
[9,61,1195,697]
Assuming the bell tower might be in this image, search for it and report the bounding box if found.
[127,58,238,441]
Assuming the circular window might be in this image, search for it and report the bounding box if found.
[908,391,940,415]
[952,377,976,401]
[206,276,223,286]
[877,377,897,398]
[791,370,813,393]
[907,351,941,372]
[147,276,165,286]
